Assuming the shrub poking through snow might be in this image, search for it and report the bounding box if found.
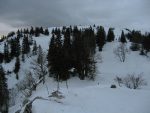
[123,74,147,89]
[114,76,123,87]
[115,73,147,89]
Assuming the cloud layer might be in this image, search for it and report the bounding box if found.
[0,0,150,34]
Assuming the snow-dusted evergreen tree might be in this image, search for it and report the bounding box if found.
[22,35,30,55]
[44,28,49,36]
[107,28,115,42]
[96,26,106,51]
[40,27,44,34]
[32,41,37,55]
[30,26,35,36]
[35,27,40,37]
[0,65,9,113]
[14,57,20,80]
[120,30,126,43]
[10,38,20,59]
[4,43,10,63]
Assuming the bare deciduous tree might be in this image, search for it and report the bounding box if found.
[16,71,36,97]
[114,76,122,87]
[114,43,128,62]
[31,45,48,84]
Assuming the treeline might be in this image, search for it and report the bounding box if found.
[47,26,115,81]
[0,26,49,42]
[1,25,150,113]
[48,26,96,80]
[0,26,49,63]
[126,29,150,54]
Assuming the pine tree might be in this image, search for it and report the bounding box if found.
[14,57,20,80]
[32,41,37,55]
[96,26,106,51]
[10,39,15,59]
[4,43,10,63]
[44,28,49,36]
[61,28,72,80]
[30,26,34,36]
[35,27,40,37]
[40,27,44,34]
[10,38,20,58]
[37,45,43,64]
[16,29,21,38]
[26,28,29,34]
[120,30,126,43]
[0,53,4,63]
[47,34,55,76]
[22,35,30,55]
[0,65,9,113]
[107,28,115,42]
[47,30,63,81]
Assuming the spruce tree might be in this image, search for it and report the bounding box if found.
[4,43,10,63]
[37,45,43,64]
[22,35,30,55]
[10,38,20,58]
[0,53,4,63]
[16,29,21,38]
[0,65,9,113]
[35,27,40,37]
[32,41,37,55]
[47,34,55,76]
[44,28,49,36]
[107,28,115,42]
[30,26,34,36]
[40,27,44,34]
[120,30,126,43]
[96,26,106,51]
[48,30,63,80]
[61,28,72,80]
[14,57,20,80]
[10,39,15,59]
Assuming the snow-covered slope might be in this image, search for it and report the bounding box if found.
[1,26,150,113]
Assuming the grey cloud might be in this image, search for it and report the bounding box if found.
[0,0,150,32]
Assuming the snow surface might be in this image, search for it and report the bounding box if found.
[1,26,150,113]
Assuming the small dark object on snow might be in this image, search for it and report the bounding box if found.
[111,84,116,88]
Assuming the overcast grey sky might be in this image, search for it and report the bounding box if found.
[0,0,150,34]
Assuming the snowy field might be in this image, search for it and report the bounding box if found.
[1,26,150,113]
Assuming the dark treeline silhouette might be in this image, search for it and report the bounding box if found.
[47,26,97,81]
[0,26,49,63]
[126,30,150,54]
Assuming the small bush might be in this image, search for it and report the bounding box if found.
[114,73,147,89]
[130,43,140,51]
[110,84,116,88]
[114,76,123,86]
[124,74,147,89]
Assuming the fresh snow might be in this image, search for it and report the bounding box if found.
[1,26,149,113]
